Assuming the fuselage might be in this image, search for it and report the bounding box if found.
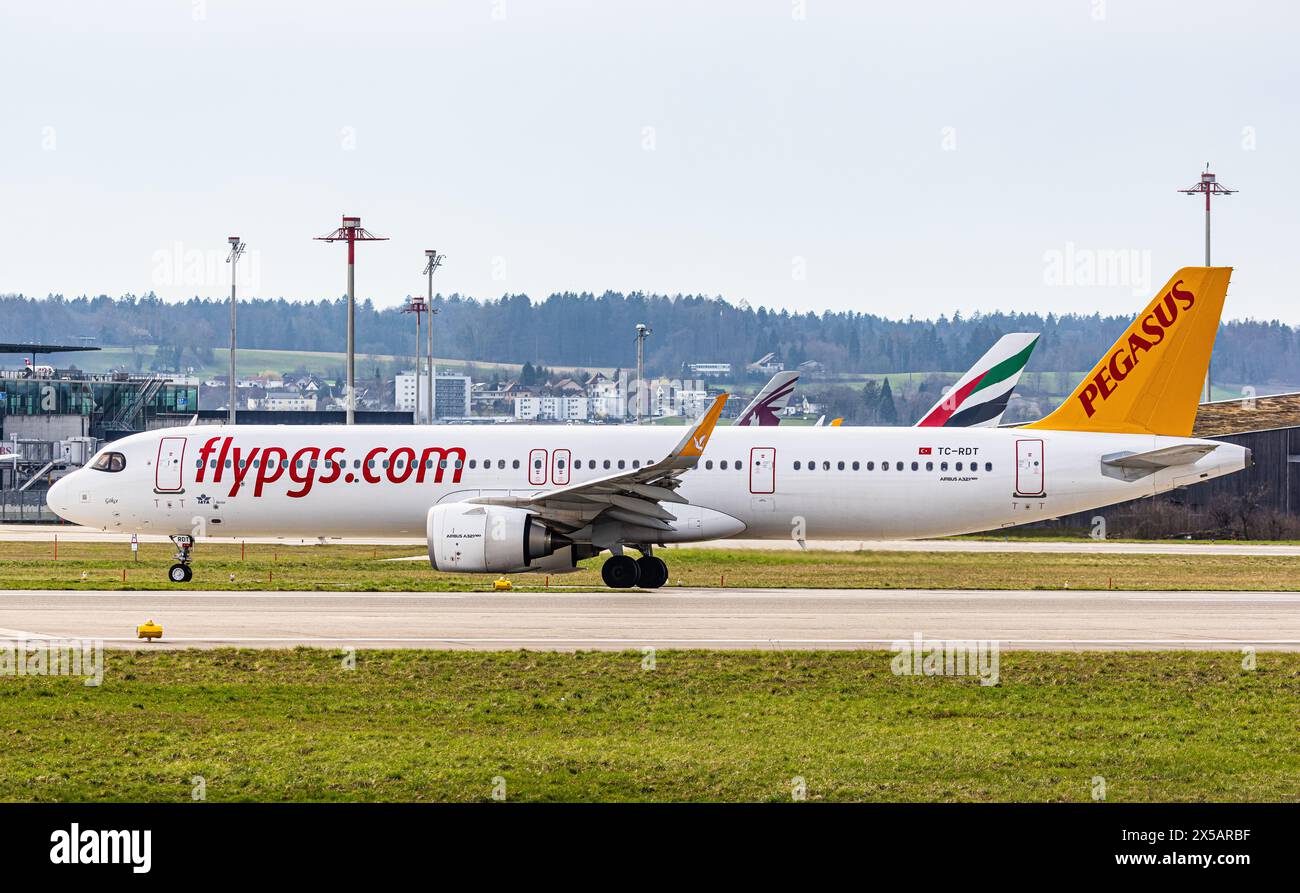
[47,423,1250,541]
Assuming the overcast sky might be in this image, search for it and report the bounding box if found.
[1,1,1295,322]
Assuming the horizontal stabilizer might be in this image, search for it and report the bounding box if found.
[1100,443,1218,481]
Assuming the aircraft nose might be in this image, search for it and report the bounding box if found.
[45,472,79,523]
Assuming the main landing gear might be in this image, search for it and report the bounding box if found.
[168,535,194,583]
[601,548,669,589]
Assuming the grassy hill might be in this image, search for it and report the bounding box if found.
[66,346,613,381]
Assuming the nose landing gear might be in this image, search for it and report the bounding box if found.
[168,535,194,583]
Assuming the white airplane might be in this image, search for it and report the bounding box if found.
[48,267,1248,589]
[23,358,55,378]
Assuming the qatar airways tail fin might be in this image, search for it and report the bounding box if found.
[1025,267,1231,436]
[915,333,1039,428]
[734,371,799,426]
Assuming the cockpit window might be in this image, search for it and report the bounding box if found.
[90,451,126,473]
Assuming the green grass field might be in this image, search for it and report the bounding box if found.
[5,540,1300,591]
[2,649,1295,801]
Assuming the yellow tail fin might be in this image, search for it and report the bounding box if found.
[1025,266,1232,436]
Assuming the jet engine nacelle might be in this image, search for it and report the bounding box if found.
[427,502,572,574]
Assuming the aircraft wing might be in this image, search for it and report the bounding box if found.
[470,393,729,533]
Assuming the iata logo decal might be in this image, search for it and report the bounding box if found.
[1078,280,1195,418]
[195,494,212,505]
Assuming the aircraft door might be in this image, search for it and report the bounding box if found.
[552,448,571,486]
[528,449,548,486]
[155,437,187,493]
[1015,439,1045,496]
[749,447,775,494]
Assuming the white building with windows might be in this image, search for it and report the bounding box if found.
[586,372,627,419]
[632,377,707,418]
[515,395,589,422]
[395,371,473,421]
[248,389,317,412]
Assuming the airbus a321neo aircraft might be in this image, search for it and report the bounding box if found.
[48,267,1248,589]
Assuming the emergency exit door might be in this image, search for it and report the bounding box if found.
[155,436,186,493]
[1015,439,1044,496]
[749,447,776,494]
[528,449,548,486]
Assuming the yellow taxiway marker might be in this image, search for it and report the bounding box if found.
[136,619,164,640]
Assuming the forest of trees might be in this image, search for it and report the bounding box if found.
[4,290,1299,389]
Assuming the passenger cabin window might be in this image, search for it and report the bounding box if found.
[90,452,126,473]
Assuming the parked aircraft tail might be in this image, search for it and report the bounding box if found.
[1025,267,1232,436]
[915,333,1039,428]
[734,371,799,426]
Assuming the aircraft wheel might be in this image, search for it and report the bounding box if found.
[635,556,668,589]
[168,563,192,584]
[601,555,641,589]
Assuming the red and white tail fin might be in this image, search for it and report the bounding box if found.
[915,333,1039,428]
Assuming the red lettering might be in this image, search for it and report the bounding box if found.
[388,447,416,483]
[1108,348,1134,383]
[417,447,466,484]
[318,447,345,484]
[213,437,232,483]
[1171,279,1195,309]
[227,446,261,497]
[362,447,386,483]
[1140,314,1165,345]
[253,447,288,497]
[287,446,320,498]
[1093,367,1115,401]
[1077,381,1100,417]
[1126,331,1154,357]
[1152,293,1178,328]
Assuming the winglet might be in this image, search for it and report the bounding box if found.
[670,393,729,463]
